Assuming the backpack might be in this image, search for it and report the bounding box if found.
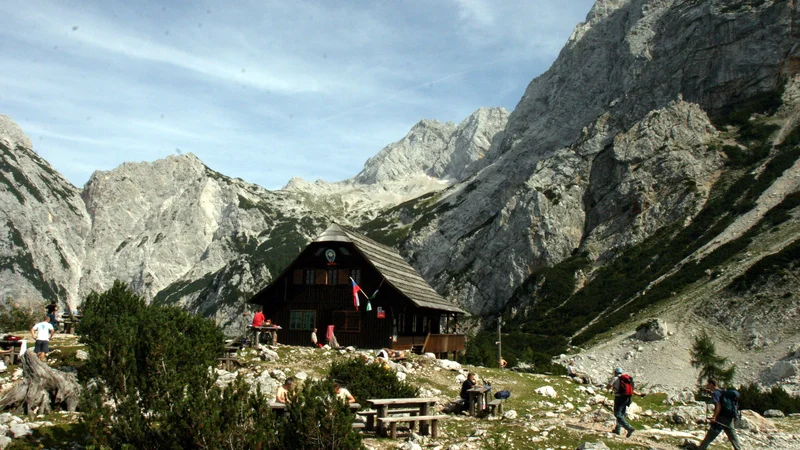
[719,389,740,418]
[617,374,634,396]
[494,390,511,400]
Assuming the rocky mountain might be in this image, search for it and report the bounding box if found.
[3,0,800,393]
[0,116,90,308]
[358,0,800,389]
[0,107,507,332]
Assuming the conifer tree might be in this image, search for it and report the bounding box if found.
[690,329,736,387]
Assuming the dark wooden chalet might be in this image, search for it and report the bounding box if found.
[249,224,466,357]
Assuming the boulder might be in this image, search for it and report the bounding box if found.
[9,423,31,438]
[763,409,785,418]
[627,401,642,415]
[768,361,798,381]
[503,410,517,420]
[260,348,279,362]
[75,349,89,361]
[738,410,777,432]
[534,386,557,398]
[577,441,610,449]
[0,435,11,450]
[436,359,462,371]
[634,319,668,341]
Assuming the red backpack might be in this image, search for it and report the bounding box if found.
[618,374,634,396]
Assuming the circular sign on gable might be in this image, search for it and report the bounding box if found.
[325,249,336,264]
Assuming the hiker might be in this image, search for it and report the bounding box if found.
[698,379,742,450]
[328,332,340,349]
[606,367,646,437]
[45,301,58,330]
[333,382,355,403]
[377,348,405,359]
[500,358,508,368]
[275,377,294,403]
[30,315,55,362]
[252,308,265,345]
[311,328,321,347]
[458,372,484,413]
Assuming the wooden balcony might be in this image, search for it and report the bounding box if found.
[393,333,466,359]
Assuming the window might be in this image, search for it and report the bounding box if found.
[349,268,361,284]
[411,314,417,333]
[333,310,360,332]
[303,269,315,285]
[289,310,316,331]
[327,269,338,285]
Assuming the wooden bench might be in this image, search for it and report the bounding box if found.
[217,356,240,371]
[487,399,504,416]
[378,415,448,439]
[357,408,422,432]
[351,422,365,430]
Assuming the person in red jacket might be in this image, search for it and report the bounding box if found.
[251,308,265,346]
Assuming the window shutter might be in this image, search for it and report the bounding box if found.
[293,269,303,284]
[338,269,349,285]
[315,270,327,285]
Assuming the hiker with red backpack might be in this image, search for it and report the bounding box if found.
[606,367,646,437]
[697,378,742,450]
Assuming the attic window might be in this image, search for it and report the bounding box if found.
[339,247,350,256]
[349,269,361,284]
[303,269,315,285]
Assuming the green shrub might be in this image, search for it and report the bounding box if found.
[280,379,364,450]
[328,357,417,404]
[738,383,800,415]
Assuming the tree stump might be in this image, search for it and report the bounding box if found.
[0,350,80,416]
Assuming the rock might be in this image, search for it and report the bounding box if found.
[294,371,308,381]
[768,361,798,381]
[627,401,642,415]
[763,409,785,418]
[534,386,558,398]
[577,441,610,449]
[396,371,407,382]
[423,353,437,359]
[9,423,31,438]
[436,359,462,371]
[739,410,777,432]
[0,414,21,425]
[0,435,10,450]
[635,319,668,341]
[75,349,89,361]
[260,348,279,362]
[400,442,422,450]
[681,438,700,449]
[503,410,517,420]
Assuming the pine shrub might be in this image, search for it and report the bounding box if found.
[738,383,800,415]
[328,357,417,404]
[690,330,735,387]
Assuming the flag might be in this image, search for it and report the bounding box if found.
[350,278,367,311]
[365,300,372,312]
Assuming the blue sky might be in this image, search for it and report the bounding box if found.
[0,0,595,190]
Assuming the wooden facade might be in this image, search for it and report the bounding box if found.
[249,224,466,354]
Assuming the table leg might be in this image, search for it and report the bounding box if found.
[377,405,388,437]
[469,393,476,416]
[420,402,430,435]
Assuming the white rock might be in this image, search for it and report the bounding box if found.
[75,349,90,361]
[436,359,462,371]
[503,410,517,420]
[9,423,31,438]
[535,386,558,398]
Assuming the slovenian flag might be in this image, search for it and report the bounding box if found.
[350,278,367,311]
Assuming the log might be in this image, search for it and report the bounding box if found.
[0,350,81,416]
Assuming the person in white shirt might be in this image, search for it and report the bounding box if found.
[30,315,55,361]
[333,382,355,403]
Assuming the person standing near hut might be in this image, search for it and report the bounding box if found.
[252,308,265,346]
[45,301,58,331]
[311,328,321,348]
[30,315,55,361]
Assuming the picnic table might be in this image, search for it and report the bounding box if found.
[466,386,491,416]
[368,397,437,437]
[0,339,24,364]
[62,315,81,334]
[251,325,281,346]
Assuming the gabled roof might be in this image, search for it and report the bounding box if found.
[314,223,465,314]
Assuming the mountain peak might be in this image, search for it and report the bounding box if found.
[0,115,33,150]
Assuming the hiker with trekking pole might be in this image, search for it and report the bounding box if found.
[605,367,646,437]
[696,378,743,450]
